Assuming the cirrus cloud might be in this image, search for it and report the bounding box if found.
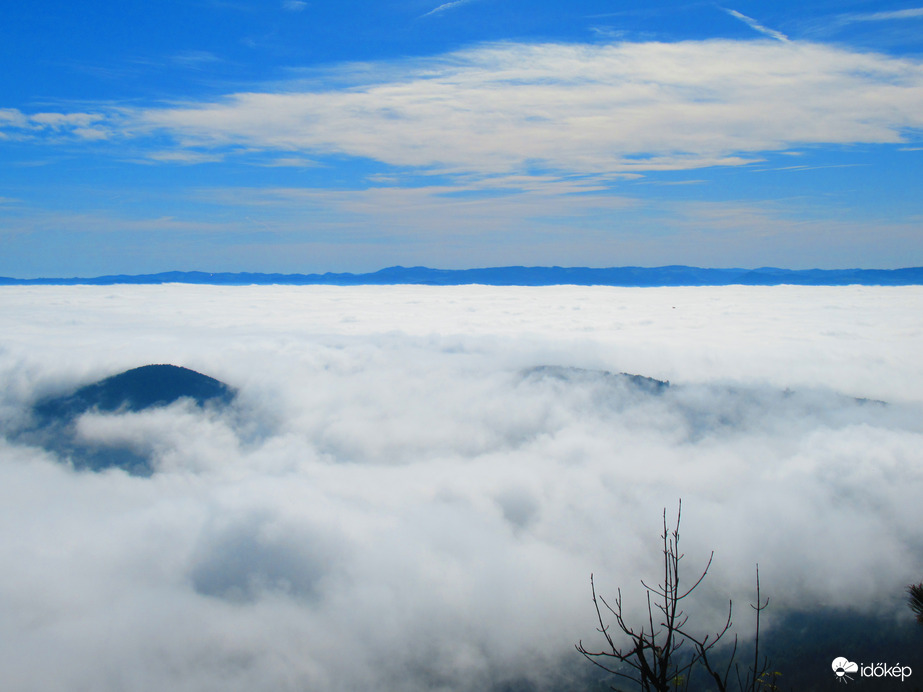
[122,39,923,176]
[7,40,922,177]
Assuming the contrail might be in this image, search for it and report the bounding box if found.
[723,8,790,42]
[422,0,474,18]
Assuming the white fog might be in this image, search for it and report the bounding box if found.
[1,284,921,691]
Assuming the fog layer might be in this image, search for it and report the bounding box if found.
[1,285,921,691]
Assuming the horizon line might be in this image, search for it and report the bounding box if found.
[2,265,923,287]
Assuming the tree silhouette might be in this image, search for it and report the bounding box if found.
[576,501,777,691]
[908,582,923,624]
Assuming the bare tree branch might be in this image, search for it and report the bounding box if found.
[577,502,779,692]
[908,582,923,624]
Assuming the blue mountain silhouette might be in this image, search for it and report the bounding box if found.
[2,265,923,286]
[35,364,234,422]
[27,365,235,475]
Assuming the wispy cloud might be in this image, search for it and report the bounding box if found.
[171,50,223,68]
[422,0,475,18]
[0,108,28,128]
[126,41,921,175]
[192,179,641,246]
[146,150,226,164]
[846,7,923,22]
[722,8,790,42]
[8,40,923,180]
[0,109,114,141]
[261,156,319,167]
[282,0,308,11]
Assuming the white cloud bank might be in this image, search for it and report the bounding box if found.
[1,285,922,691]
[5,39,923,176]
[133,40,923,175]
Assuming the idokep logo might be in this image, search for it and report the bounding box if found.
[832,658,859,682]
[832,657,913,683]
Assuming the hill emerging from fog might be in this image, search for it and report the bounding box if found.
[2,265,923,286]
[24,365,235,475]
[34,364,235,421]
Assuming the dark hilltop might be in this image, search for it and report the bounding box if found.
[24,364,235,475]
[34,364,235,421]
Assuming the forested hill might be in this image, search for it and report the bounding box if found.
[3,265,923,287]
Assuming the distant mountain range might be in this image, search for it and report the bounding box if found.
[2,265,923,286]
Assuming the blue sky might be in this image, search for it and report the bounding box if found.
[1,0,922,277]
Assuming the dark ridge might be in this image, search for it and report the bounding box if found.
[26,364,235,475]
[2,265,922,286]
[35,364,234,422]
[521,365,670,394]
[730,608,923,691]
[578,607,923,691]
